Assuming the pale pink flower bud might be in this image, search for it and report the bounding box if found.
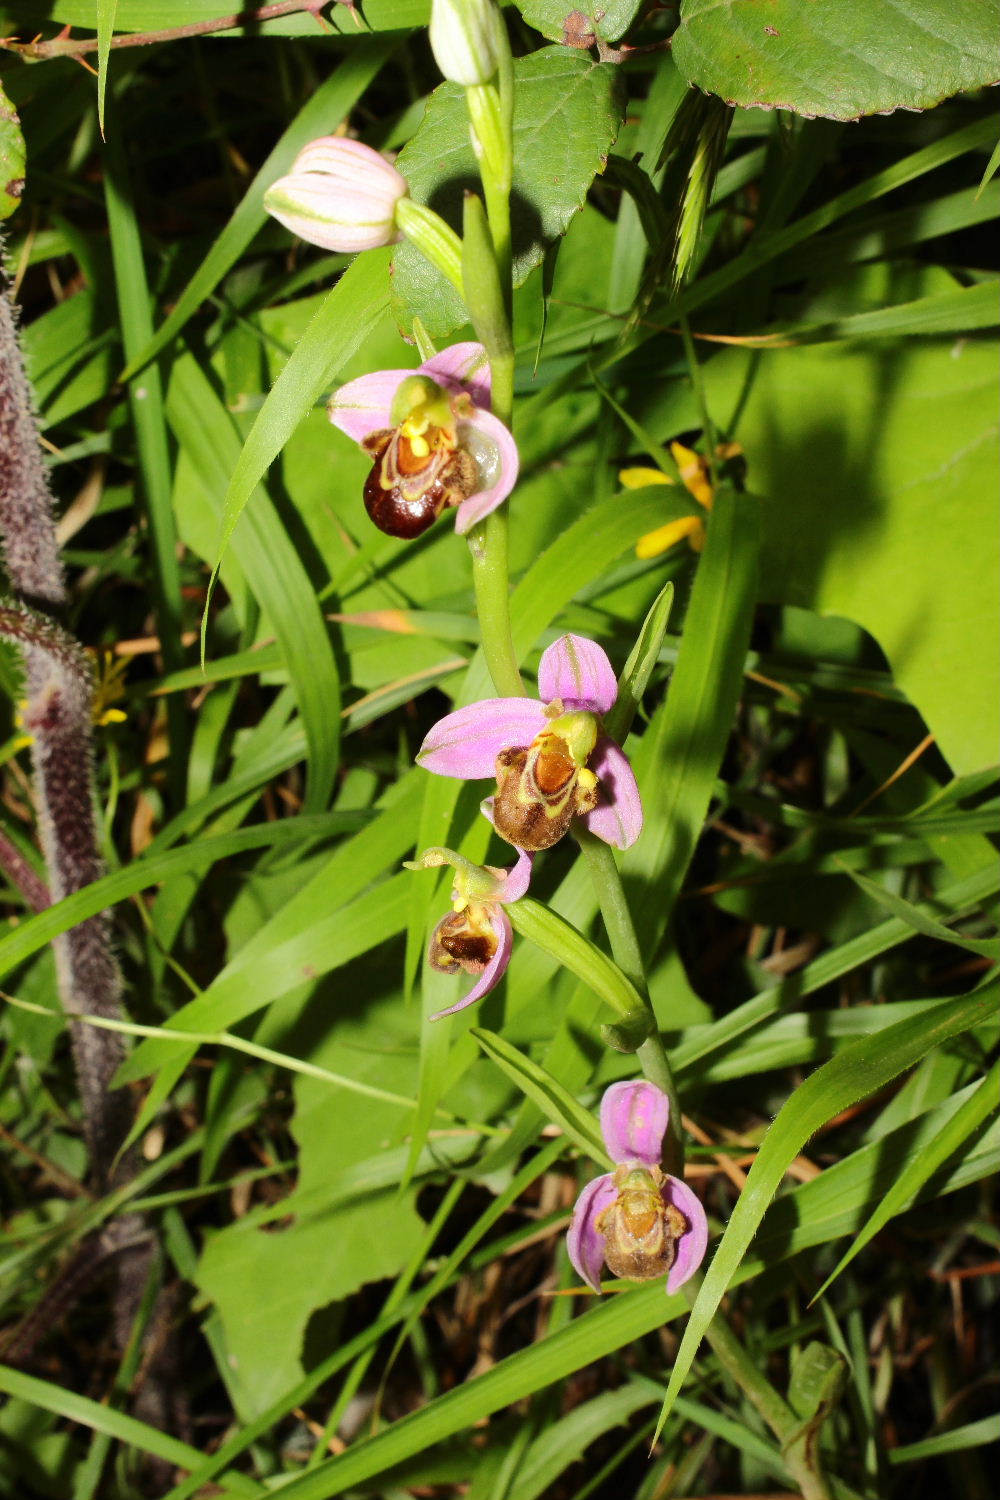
[263,137,408,254]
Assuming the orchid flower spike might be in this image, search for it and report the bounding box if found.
[404,843,532,1018]
[263,137,408,254]
[417,634,642,852]
[328,342,518,540]
[568,1080,708,1294]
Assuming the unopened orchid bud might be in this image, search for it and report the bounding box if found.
[263,137,408,254]
[429,0,502,86]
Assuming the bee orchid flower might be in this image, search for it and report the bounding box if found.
[404,843,533,1018]
[328,342,518,539]
[568,1080,708,1294]
[416,634,642,852]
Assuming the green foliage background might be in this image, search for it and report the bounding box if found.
[0,0,997,1495]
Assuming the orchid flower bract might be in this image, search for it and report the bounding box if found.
[567,1080,708,1294]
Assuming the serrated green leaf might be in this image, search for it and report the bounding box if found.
[515,0,643,44]
[0,81,25,220]
[392,47,623,336]
[673,0,1000,121]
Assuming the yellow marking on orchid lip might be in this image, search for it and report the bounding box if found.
[619,466,673,490]
[408,432,430,459]
[635,514,705,560]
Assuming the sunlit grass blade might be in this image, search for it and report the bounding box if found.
[840,862,1000,958]
[94,0,117,137]
[812,1058,1000,1300]
[167,354,342,810]
[470,1027,609,1163]
[653,983,998,1442]
[208,248,391,629]
[625,486,759,956]
[0,1364,261,1496]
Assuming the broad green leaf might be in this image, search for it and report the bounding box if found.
[515,0,643,44]
[515,1385,659,1500]
[604,577,673,744]
[673,0,1000,120]
[0,81,25,220]
[392,48,623,336]
[470,1028,610,1164]
[705,283,1000,775]
[654,984,997,1438]
[196,990,427,1417]
[0,0,426,30]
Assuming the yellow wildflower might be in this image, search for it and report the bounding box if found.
[88,648,129,727]
[625,440,740,560]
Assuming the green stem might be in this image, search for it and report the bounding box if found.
[682,1277,835,1498]
[574,828,683,1175]
[469,506,523,698]
[679,313,719,488]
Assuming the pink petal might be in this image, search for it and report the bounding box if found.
[421,342,491,409]
[580,736,643,849]
[417,699,547,779]
[566,1174,617,1293]
[327,368,414,443]
[663,1177,710,1293]
[429,908,511,1019]
[538,635,618,714]
[453,409,520,534]
[599,1080,669,1167]
[499,845,533,903]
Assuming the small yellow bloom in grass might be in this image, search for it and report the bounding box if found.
[625,440,741,560]
[88,648,129,728]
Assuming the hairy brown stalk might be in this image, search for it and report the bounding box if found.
[0,248,178,1467]
[0,0,345,61]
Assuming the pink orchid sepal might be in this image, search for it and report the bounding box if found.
[404,842,533,1019]
[328,342,518,539]
[263,137,408,254]
[417,634,642,852]
[567,1080,708,1295]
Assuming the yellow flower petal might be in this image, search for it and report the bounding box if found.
[635,514,705,559]
[669,441,713,509]
[618,466,674,490]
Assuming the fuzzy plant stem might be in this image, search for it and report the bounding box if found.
[0,260,130,1190]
